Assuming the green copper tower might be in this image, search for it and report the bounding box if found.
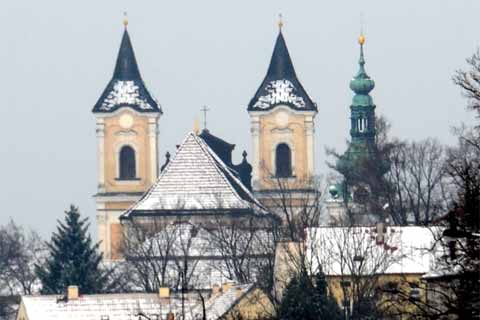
[338,34,377,172]
[349,34,376,146]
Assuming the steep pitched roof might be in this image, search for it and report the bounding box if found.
[121,132,266,219]
[248,31,316,112]
[92,29,161,114]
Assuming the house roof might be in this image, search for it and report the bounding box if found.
[306,226,440,276]
[248,31,316,112]
[192,284,254,320]
[92,29,161,114]
[121,132,267,219]
[18,284,254,320]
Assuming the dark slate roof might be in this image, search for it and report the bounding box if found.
[198,129,253,191]
[248,31,316,112]
[92,29,162,114]
[121,132,266,219]
[199,129,235,166]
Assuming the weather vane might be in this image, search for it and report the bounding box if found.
[278,13,284,30]
[201,105,210,130]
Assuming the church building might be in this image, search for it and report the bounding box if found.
[92,19,380,262]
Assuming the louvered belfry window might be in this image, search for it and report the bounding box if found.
[275,143,292,177]
[119,146,136,179]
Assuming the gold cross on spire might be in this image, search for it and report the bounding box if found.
[278,13,284,30]
[123,11,128,28]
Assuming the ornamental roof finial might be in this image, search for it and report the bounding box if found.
[358,34,365,46]
[278,13,284,31]
[123,11,128,29]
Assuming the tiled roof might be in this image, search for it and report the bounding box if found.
[248,31,316,112]
[19,284,253,320]
[121,132,266,218]
[92,29,161,114]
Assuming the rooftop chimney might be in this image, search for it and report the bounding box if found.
[159,287,170,298]
[67,285,79,300]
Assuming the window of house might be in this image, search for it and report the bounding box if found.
[119,145,136,179]
[275,143,292,177]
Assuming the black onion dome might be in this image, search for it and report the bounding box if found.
[248,31,316,112]
[92,29,161,114]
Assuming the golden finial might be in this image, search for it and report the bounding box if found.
[358,13,365,45]
[278,13,284,30]
[193,116,200,134]
[358,34,365,45]
[123,11,128,28]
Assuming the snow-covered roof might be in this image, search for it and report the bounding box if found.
[306,226,440,276]
[248,31,316,112]
[18,284,253,320]
[121,132,267,218]
[193,284,253,320]
[92,29,161,114]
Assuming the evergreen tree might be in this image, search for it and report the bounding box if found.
[313,271,343,320]
[35,205,107,294]
[278,270,342,320]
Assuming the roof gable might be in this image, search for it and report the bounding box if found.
[122,132,266,218]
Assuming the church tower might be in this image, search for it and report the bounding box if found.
[92,22,162,259]
[336,34,378,175]
[248,25,317,207]
[328,35,386,223]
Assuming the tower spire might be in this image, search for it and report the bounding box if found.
[247,25,316,111]
[350,34,374,96]
[92,25,161,113]
[348,34,376,145]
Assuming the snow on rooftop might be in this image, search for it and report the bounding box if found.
[253,80,306,109]
[100,80,156,111]
[191,284,253,320]
[122,132,265,217]
[306,226,441,276]
[19,284,253,320]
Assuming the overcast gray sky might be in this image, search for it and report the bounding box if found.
[0,0,478,239]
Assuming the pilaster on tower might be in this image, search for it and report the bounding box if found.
[92,23,162,260]
[247,26,318,212]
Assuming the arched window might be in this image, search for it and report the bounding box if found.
[119,145,136,180]
[275,143,292,177]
